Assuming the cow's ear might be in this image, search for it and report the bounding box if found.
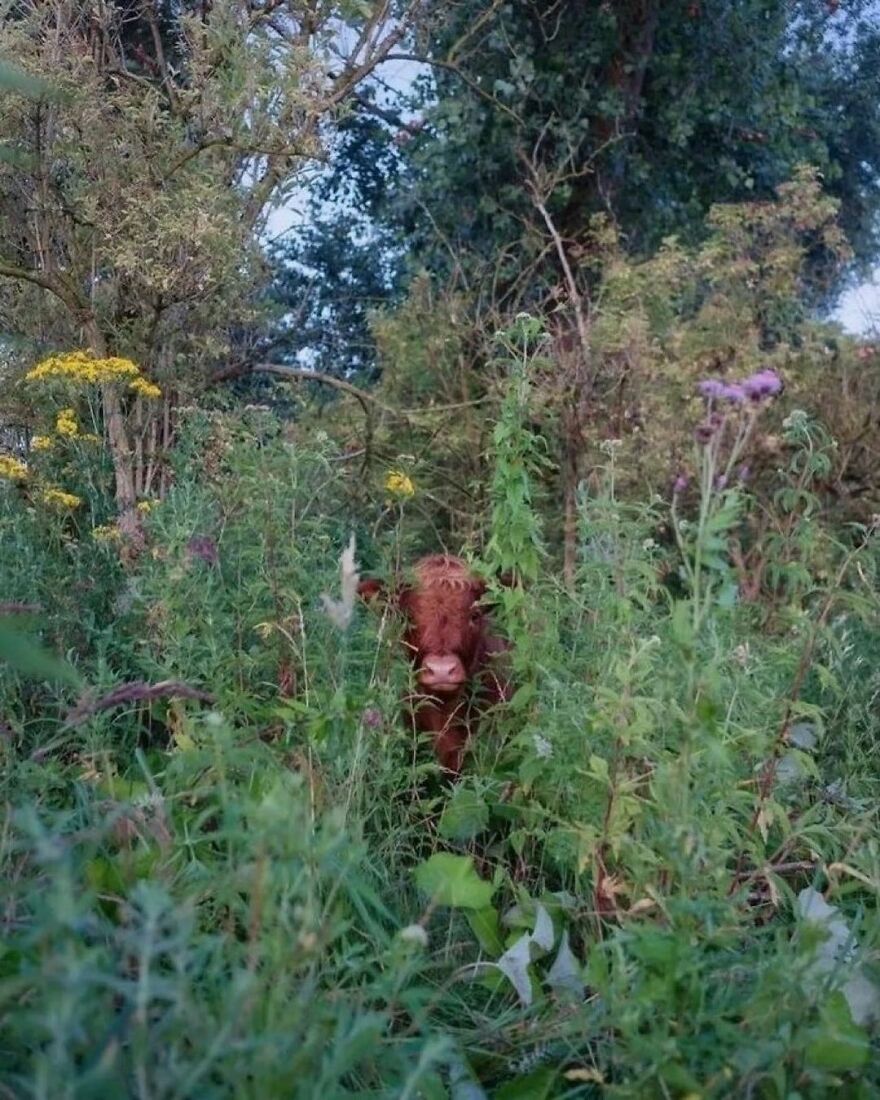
[357,577,385,602]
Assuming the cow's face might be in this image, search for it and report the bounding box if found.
[359,555,488,696]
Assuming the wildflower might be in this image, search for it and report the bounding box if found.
[714,474,728,490]
[0,455,28,480]
[31,435,53,451]
[399,924,429,947]
[26,351,141,386]
[742,368,783,401]
[600,438,623,455]
[136,500,155,514]
[694,421,717,445]
[55,408,79,437]
[720,382,746,403]
[385,470,415,498]
[129,377,162,399]
[673,472,690,494]
[361,707,383,730]
[41,488,82,509]
[93,524,121,542]
[738,464,751,483]
[697,378,726,400]
[642,537,657,551]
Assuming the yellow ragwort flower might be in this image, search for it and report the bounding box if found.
[55,408,79,437]
[26,350,141,386]
[0,455,28,480]
[136,500,155,514]
[384,470,416,498]
[31,435,54,451]
[92,523,121,542]
[129,377,162,399]
[41,487,82,510]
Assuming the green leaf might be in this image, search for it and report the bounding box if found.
[494,1067,557,1099]
[0,620,82,687]
[466,906,505,957]
[439,787,489,841]
[805,992,870,1071]
[414,854,495,909]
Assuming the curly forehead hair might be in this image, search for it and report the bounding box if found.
[411,554,482,592]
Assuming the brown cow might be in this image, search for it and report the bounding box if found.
[358,554,511,776]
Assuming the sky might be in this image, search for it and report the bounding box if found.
[835,272,880,335]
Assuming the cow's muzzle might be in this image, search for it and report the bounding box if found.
[418,654,467,693]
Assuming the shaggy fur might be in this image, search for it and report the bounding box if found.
[359,555,511,775]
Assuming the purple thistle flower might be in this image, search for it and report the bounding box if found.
[714,474,728,490]
[742,369,783,401]
[673,472,690,494]
[720,382,746,403]
[694,422,716,445]
[738,464,751,483]
[698,379,726,399]
[361,706,383,730]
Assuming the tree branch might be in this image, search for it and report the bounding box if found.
[211,361,491,420]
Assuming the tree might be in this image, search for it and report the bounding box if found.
[398,0,880,300]
[0,0,420,539]
[269,0,880,379]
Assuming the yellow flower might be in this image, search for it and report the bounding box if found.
[55,408,79,437]
[93,524,121,542]
[136,500,155,514]
[81,433,101,444]
[26,350,141,386]
[384,470,415,498]
[0,455,28,480]
[31,435,54,451]
[41,487,82,510]
[129,377,162,399]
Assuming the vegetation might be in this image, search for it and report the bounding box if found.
[1,2,879,1097]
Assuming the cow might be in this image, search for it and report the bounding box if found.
[358,554,512,776]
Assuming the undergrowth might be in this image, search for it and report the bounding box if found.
[0,333,878,1098]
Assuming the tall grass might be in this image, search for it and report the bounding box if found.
[0,377,878,1097]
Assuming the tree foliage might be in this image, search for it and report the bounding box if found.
[270,0,880,375]
[0,0,418,529]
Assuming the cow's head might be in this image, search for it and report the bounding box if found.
[358,555,495,696]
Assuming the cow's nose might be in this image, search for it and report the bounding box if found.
[419,654,466,690]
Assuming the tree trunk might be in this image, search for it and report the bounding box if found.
[84,319,142,554]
